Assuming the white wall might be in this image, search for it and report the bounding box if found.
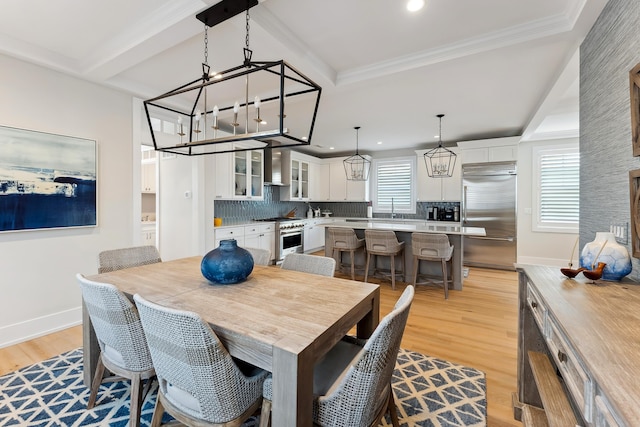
[0,54,134,347]
[517,138,579,266]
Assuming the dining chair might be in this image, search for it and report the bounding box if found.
[364,229,405,290]
[98,245,162,273]
[76,274,155,427]
[327,227,366,280]
[259,285,415,427]
[133,293,269,427]
[244,247,271,266]
[280,253,336,277]
[411,232,454,299]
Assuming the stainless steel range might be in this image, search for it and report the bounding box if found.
[254,217,305,263]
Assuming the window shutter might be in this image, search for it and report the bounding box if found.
[538,150,580,227]
[373,158,415,212]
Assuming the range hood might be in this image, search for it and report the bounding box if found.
[264,148,285,186]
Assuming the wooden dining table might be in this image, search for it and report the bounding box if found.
[83,256,380,426]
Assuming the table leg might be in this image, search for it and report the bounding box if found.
[81,301,100,388]
[272,345,314,426]
[356,290,379,339]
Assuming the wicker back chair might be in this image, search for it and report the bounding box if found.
[327,227,365,280]
[76,274,155,427]
[244,247,271,266]
[98,245,161,273]
[363,230,405,290]
[411,233,454,299]
[280,253,336,277]
[133,294,269,426]
[260,285,415,427]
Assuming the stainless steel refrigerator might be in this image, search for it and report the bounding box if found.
[462,162,517,270]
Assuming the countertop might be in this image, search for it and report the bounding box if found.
[324,220,485,236]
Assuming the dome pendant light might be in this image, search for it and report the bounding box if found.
[424,114,457,178]
[343,126,371,181]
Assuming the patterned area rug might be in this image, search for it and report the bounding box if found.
[0,348,485,426]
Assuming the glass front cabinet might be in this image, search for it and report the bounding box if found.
[233,150,263,199]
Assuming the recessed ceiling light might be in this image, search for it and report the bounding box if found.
[377,141,382,145]
[329,147,335,150]
[407,0,425,12]
[302,136,308,140]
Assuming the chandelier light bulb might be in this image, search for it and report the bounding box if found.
[177,116,182,124]
[254,96,261,108]
[213,105,219,117]
[195,110,202,121]
[234,101,239,113]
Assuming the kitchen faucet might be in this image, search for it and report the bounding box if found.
[391,197,396,219]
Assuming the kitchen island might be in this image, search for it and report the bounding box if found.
[324,220,486,290]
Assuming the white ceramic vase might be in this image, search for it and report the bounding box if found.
[579,232,632,281]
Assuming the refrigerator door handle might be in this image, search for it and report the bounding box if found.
[467,236,515,242]
[463,185,467,222]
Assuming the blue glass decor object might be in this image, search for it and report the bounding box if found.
[201,239,254,285]
[580,232,632,281]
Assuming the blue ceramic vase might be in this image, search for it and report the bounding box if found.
[579,232,631,281]
[201,239,254,285]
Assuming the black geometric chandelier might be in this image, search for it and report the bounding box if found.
[344,126,371,181]
[424,114,457,178]
[143,0,322,156]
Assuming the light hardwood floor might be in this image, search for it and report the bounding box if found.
[0,265,520,427]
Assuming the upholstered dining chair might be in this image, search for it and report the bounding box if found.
[244,247,271,266]
[98,245,162,273]
[259,285,415,427]
[133,293,269,427]
[76,274,155,427]
[280,253,336,277]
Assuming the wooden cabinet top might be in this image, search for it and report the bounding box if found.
[517,264,640,424]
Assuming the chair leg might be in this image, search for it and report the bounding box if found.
[387,389,400,427]
[259,398,272,427]
[364,252,371,283]
[350,250,355,280]
[129,374,143,427]
[400,251,405,282]
[150,393,165,427]
[87,354,106,408]
[412,255,419,286]
[442,258,449,299]
[390,255,396,290]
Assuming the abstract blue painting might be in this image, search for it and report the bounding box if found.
[0,125,97,232]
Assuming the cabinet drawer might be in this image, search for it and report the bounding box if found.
[215,226,244,240]
[546,318,591,421]
[526,282,546,331]
[594,393,622,427]
[245,223,275,235]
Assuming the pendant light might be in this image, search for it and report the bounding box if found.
[344,126,371,181]
[143,0,322,156]
[424,114,457,178]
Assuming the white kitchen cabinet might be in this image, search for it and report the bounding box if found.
[281,151,311,201]
[457,137,519,165]
[233,150,264,199]
[141,222,156,246]
[214,226,245,248]
[244,223,275,262]
[141,160,156,193]
[213,144,263,200]
[327,157,370,202]
[415,148,461,201]
[311,162,330,201]
[329,160,347,201]
[304,219,326,253]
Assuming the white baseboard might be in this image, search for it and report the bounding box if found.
[517,256,572,268]
[0,307,82,349]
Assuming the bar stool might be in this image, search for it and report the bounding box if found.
[327,227,365,280]
[411,233,454,299]
[364,230,405,290]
